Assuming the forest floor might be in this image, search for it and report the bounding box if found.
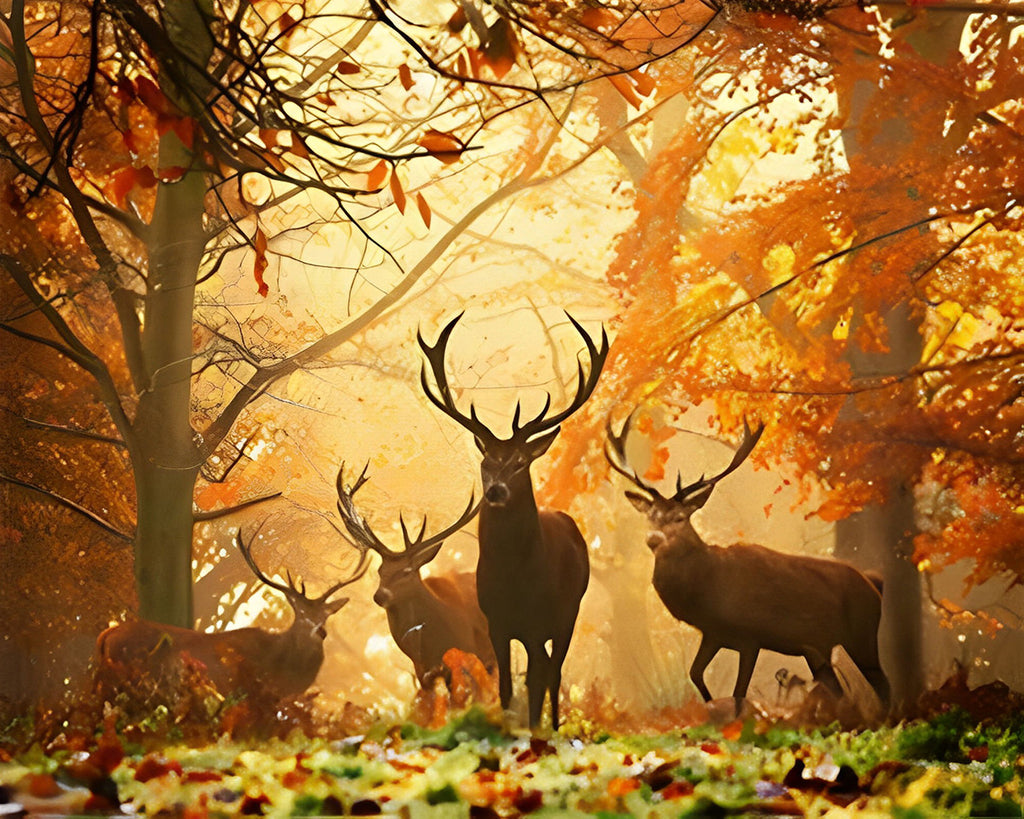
[2,679,1024,818]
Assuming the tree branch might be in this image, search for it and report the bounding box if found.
[1,407,127,448]
[192,490,283,522]
[0,470,133,541]
[0,253,136,450]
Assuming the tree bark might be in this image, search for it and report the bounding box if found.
[836,302,925,714]
[131,123,207,626]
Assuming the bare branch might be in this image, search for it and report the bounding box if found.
[0,470,133,541]
[192,490,284,522]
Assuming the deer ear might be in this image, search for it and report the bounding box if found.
[411,541,444,570]
[325,596,350,616]
[624,491,652,514]
[527,428,560,459]
[687,484,715,510]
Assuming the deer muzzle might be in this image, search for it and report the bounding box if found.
[484,482,510,506]
[646,530,667,551]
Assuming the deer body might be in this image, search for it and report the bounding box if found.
[95,530,365,704]
[475,475,590,727]
[419,312,607,728]
[607,415,889,708]
[96,615,334,701]
[336,465,495,689]
[377,569,495,685]
[648,532,885,702]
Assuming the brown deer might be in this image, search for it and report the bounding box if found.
[95,529,369,705]
[334,463,496,689]
[419,312,608,728]
[605,412,890,710]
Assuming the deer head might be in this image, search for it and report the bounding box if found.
[418,311,609,508]
[235,525,368,640]
[605,410,764,550]
[335,462,478,607]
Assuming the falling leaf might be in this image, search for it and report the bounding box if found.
[398,63,414,91]
[417,129,464,164]
[290,132,310,160]
[580,8,618,30]
[253,227,269,297]
[416,192,431,228]
[608,74,642,109]
[389,170,406,213]
[259,129,280,148]
[447,6,468,32]
[366,159,388,190]
[337,60,360,75]
[158,166,187,183]
[481,18,519,80]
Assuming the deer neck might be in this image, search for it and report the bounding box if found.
[654,517,715,564]
[381,575,434,639]
[276,619,326,677]
[478,469,542,557]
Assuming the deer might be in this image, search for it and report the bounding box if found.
[418,311,608,728]
[95,529,369,706]
[604,411,890,712]
[334,463,497,691]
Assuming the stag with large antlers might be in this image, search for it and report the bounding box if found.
[95,530,369,705]
[605,412,889,710]
[419,312,608,728]
[335,463,495,688]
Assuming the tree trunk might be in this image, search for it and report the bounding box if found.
[122,0,215,627]
[132,130,207,626]
[836,302,925,714]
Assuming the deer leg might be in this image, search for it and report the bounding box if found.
[492,635,513,711]
[863,666,891,708]
[689,635,719,701]
[547,636,572,731]
[525,643,550,729]
[805,650,842,698]
[732,646,758,701]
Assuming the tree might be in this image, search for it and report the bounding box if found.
[542,1,1024,710]
[0,0,668,636]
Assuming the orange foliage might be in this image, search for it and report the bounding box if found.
[541,5,1024,592]
[914,455,1024,588]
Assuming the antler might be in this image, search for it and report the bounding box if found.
[235,525,367,604]
[673,419,766,502]
[419,311,609,445]
[337,462,480,560]
[398,493,480,554]
[509,313,610,443]
[336,462,400,558]
[605,412,765,502]
[604,409,663,500]
[418,313,498,445]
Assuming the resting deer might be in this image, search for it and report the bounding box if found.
[605,413,890,709]
[419,312,608,728]
[95,529,369,704]
[335,463,496,689]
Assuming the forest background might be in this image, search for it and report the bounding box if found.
[1,0,1023,727]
